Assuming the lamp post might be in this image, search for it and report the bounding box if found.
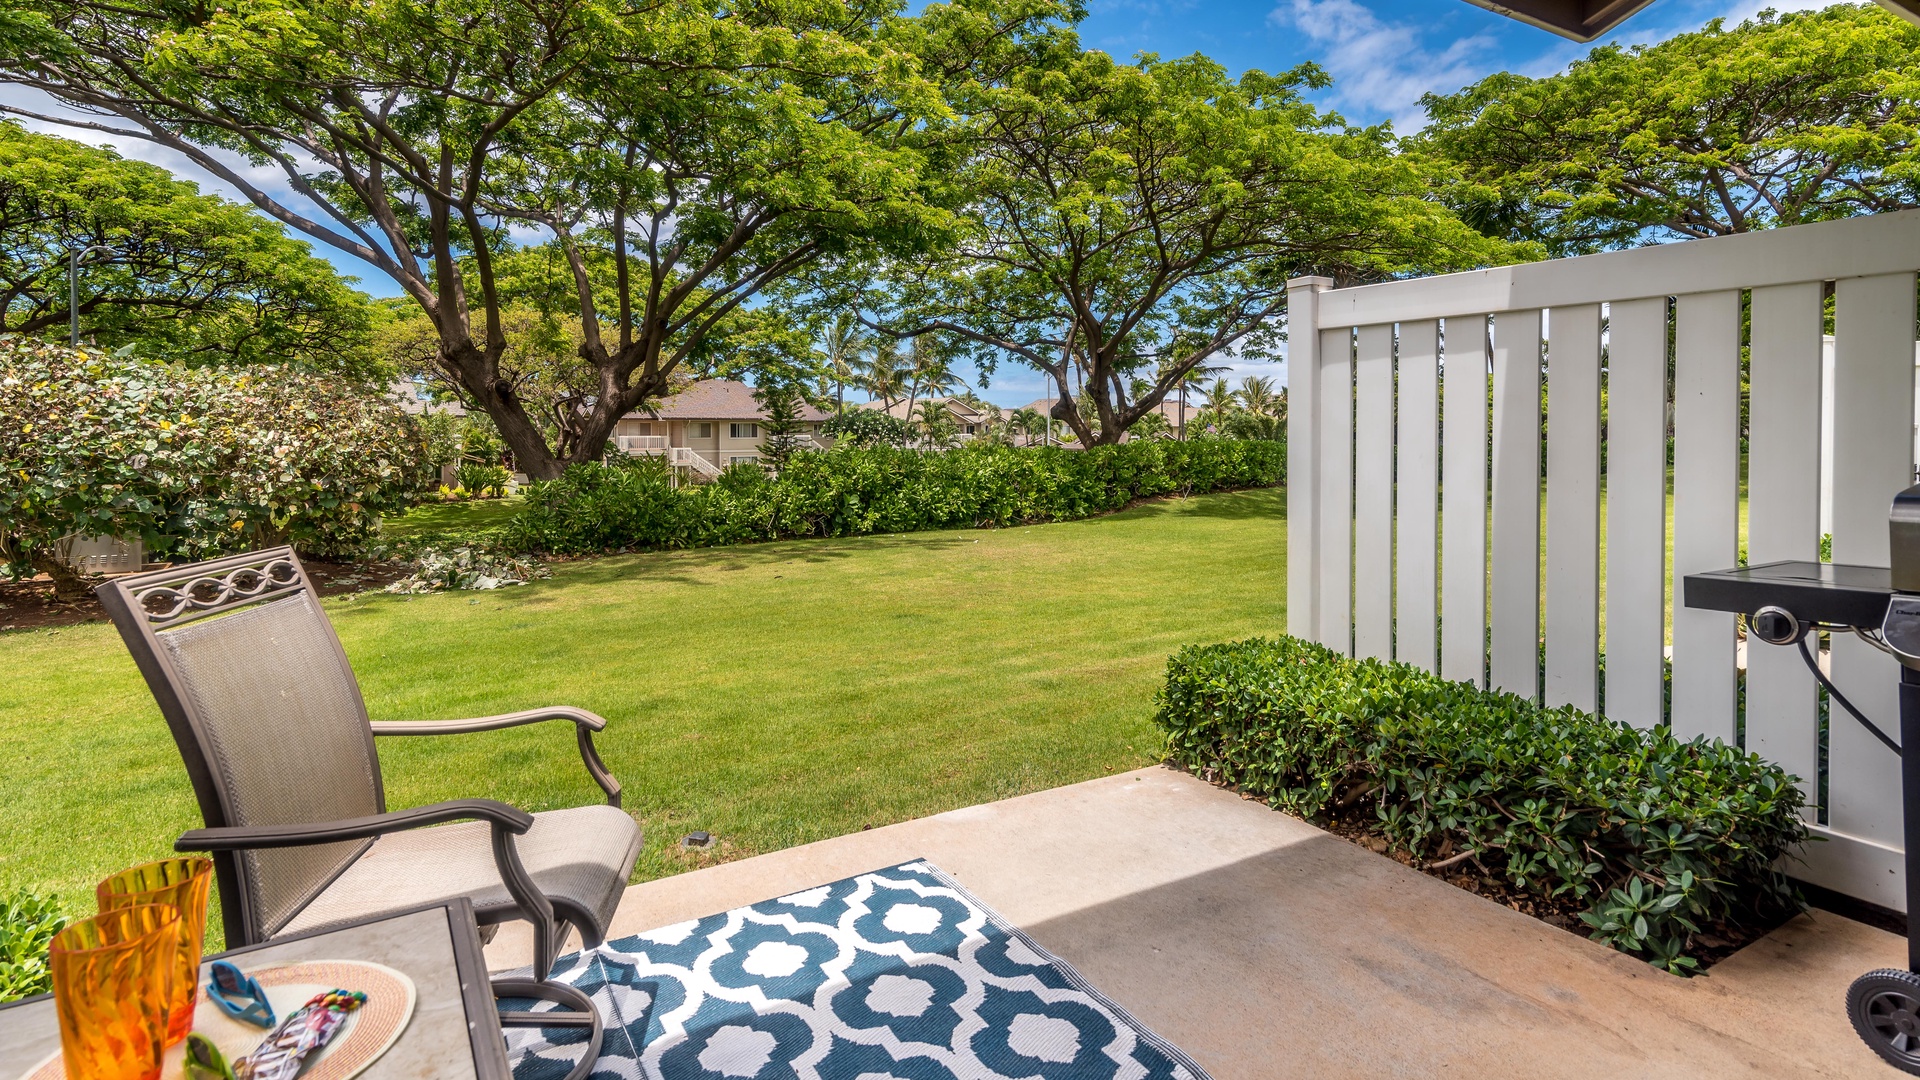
[67,244,116,346]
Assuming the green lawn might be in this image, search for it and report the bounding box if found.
[378,495,525,541]
[0,488,1286,933]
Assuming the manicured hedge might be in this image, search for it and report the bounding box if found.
[1155,635,1808,973]
[503,439,1284,555]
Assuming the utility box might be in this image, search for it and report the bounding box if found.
[59,534,145,575]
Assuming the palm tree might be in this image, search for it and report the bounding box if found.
[1197,377,1238,414]
[904,336,962,417]
[819,311,868,415]
[913,399,959,448]
[1239,375,1279,418]
[856,340,910,408]
[1170,360,1231,439]
[1010,407,1043,446]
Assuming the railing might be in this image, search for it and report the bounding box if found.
[1286,209,1920,911]
[669,446,723,479]
[615,435,669,453]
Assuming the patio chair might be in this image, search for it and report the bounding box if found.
[97,547,639,1079]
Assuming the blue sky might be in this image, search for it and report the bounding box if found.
[1,0,1842,405]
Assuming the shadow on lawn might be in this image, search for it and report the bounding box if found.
[1073,486,1287,526]
[530,529,983,590]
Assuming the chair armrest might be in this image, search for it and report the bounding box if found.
[368,706,608,736]
[369,708,623,809]
[174,798,534,852]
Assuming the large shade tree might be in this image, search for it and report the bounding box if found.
[863,45,1512,446]
[0,0,1061,477]
[0,122,375,369]
[1418,3,1920,254]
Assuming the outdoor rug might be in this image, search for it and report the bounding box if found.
[506,859,1211,1080]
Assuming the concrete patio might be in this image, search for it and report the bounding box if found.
[494,766,1909,1078]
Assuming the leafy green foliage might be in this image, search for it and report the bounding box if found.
[0,337,433,584]
[869,42,1518,445]
[454,463,511,498]
[0,122,378,370]
[1419,3,1920,253]
[1155,636,1809,973]
[0,889,64,1003]
[504,440,1285,555]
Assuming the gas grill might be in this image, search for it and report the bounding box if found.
[1683,484,1920,1072]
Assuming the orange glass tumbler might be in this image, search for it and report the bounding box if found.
[96,857,213,1047]
[49,905,181,1080]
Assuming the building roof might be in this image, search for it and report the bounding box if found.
[631,379,832,423]
[858,396,985,422]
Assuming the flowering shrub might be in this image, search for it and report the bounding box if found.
[0,337,432,588]
[1155,636,1809,973]
[506,439,1285,555]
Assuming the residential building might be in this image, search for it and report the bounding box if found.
[859,396,989,437]
[614,380,833,476]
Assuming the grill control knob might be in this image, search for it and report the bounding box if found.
[1751,606,1805,646]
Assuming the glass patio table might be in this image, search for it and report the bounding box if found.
[0,898,511,1079]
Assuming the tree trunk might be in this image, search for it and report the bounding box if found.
[32,553,93,603]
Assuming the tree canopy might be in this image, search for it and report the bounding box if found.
[0,122,376,369]
[863,44,1515,446]
[1417,3,1920,254]
[0,0,1069,476]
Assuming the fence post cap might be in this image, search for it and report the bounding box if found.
[1286,276,1336,291]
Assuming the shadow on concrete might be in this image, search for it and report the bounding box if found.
[1013,835,1812,1080]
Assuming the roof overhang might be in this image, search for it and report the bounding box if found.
[1461,0,1920,42]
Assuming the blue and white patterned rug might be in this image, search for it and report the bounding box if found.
[506,860,1210,1080]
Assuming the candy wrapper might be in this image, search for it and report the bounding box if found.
[235,989,368,1080]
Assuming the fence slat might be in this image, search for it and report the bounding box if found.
[1396,320,1440,671]
[1318,327,1354,654]
[1669,290,1743,743]
[1442,317,1489,686]
[1545,304,1602,711]
[1284,279,1333,641]
[1353,324,1395,660]
[1746,282,1825,808]
[1490,310,1543,698]
[1828,273,1916,858]
[1605,298,1669,729]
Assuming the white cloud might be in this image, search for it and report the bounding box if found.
[1268,0,1499,130]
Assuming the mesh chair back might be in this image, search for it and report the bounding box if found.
[97,549,386,944]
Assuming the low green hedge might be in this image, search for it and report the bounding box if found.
[504,439,1284,555]
[1154,636,1808,973]
[0,889,64,1003]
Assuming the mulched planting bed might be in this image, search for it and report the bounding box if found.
[0,560,411,632]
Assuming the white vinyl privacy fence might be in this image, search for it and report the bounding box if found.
[1285,210,1920,912]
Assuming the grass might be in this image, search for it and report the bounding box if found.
[0,487,1286,935]
[378,496,525,541]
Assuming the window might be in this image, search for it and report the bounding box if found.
[964,424,977,434]
[729,455,760,466]
[730,423,759,439]
[633,422,652,435]
[692,422,713,439]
